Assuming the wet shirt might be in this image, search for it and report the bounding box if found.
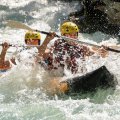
[44,39,89,74]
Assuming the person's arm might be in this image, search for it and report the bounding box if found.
[0,42,16,69]
[37,32,56,58]
[81,44,108,58]
[0,42,10,68]
[92,46,109,58]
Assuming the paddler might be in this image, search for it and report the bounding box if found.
[37,21,109,95]
[38,21,108,74]
[0,31,41,72]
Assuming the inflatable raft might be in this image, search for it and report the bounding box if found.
[62,66,117,94]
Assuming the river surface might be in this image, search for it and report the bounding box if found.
[0,0,120,120]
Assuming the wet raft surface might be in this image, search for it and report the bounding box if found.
[65,66,117,94]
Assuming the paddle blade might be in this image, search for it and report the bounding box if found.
[6,20,34,31]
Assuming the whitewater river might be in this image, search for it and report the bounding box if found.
[0,0,120,120]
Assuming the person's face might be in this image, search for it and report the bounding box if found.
[64,32,78,39]
[25,39,39,45]
[64,33,78,45]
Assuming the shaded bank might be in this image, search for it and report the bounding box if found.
[68,0,120,36]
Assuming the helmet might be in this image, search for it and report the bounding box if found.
[25,31,41,45]
[25,31,41,41]
[60,21,79,35]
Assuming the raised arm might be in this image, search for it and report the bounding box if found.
[0,42,10,69]
[0,42,16,70]
[37,32,56,59]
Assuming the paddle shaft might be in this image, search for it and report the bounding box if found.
[6,20,120,53]
[36,30,120,53]
[36,30,101,47]
[0,44,40,47]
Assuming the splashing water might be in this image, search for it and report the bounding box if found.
[0,0,120,120]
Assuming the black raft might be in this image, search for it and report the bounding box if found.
[64,66,117,94]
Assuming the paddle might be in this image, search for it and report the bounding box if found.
[6,20,120,53]
[0,43,41,47]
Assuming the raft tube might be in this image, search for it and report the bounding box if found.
[63,66,117,94]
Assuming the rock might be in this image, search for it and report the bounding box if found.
[97,0,120,25]
[68,0,120,36]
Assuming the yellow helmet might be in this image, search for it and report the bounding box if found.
[60,21,79,35]
[25,31,41,41]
